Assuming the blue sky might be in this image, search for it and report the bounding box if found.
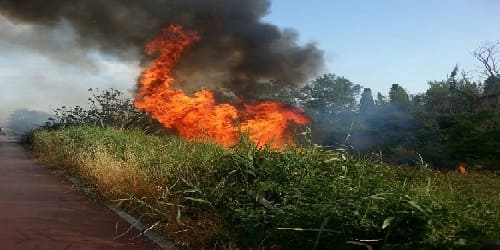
[264,0,500,94]
[1,1,500,121]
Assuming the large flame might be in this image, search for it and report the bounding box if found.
[135,25,310,148]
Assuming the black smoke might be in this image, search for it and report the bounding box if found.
[0,0,324,98]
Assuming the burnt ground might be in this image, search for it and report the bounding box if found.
[0,137,159,249]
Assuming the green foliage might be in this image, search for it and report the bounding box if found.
[425,69,481,114]
[47,88,164,134]
[377,92,386,106]
[249,81,302,106]
[360,88,376,114]
[33,126,500,249]
[300,74,362,117]
[254,67,499,170]
[257,74,363,147]
[440,110,500,168]
[483,75,500,96]
[389,84,410,106]
[312,66,499,170]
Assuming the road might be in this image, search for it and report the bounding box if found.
[0,137,158,249]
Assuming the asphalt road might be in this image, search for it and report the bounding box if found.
[0,137,158,249]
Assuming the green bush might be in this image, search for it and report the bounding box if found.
[46,88,164,134]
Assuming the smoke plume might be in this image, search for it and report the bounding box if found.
[0,0,324,98]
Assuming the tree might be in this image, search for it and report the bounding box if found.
[473,41,500,107]
[299,74,362,118]
[483,75,500,95]
[376,92,386,106]
[360,88,375,114]
[425,67,482,113]
[425,81,450,113]
[448,65,459,90]
[389,84,409,105]
[293,74,361,146]
[473,41,500,79]
[249,81,300,105]
[49,88,164,134]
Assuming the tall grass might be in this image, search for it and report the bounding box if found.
[32,126,499,249]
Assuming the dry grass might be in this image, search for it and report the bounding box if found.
[33,127,226,248]
[76,149,154,199]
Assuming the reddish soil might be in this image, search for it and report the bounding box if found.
[0,138,159,249]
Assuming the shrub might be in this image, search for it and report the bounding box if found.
[46,88,165,134]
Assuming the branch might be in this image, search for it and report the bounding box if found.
[473,41,500,78]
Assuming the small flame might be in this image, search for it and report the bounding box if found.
[458,163,467,174]
[135,25,310,148]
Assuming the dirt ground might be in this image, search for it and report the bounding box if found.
[0,137,159,249]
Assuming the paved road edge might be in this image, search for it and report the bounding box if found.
[65,175,177,250]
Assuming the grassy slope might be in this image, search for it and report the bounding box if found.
[32,126,499,249]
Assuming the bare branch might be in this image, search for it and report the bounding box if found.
[473,41,500,78]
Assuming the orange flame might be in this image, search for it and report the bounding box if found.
[135,25,310,148]
[458,163,467,174]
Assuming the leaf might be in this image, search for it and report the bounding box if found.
[176,207,182,224]
[185,197,212,206]
[368,192,392,200]
[346,241,373,250]
[157,200,185,208]
[182,188,200,194]
[341,165,348,173]
[455,238,467,246]
[313,216,330,250]
[382,217,395,229]
[408,200,427,214]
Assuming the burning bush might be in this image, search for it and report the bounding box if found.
[135,25,311,148]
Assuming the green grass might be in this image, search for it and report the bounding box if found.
[32,126,499,249]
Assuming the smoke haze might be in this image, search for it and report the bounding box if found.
[0,16,139,123]
[0,0,324,99]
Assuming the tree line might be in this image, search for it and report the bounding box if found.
[4,42,499,170]
[258,42,500,170]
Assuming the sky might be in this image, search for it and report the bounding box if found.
[1,0,500,122]
[264,0,500,94]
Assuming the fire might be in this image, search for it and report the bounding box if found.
[458,163,467,174]
[135,25,310,148]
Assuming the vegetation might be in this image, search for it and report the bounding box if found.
[32,126,499,249]
[25,42,500,249]
[48,88,164,134]
[256,42,500,170]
